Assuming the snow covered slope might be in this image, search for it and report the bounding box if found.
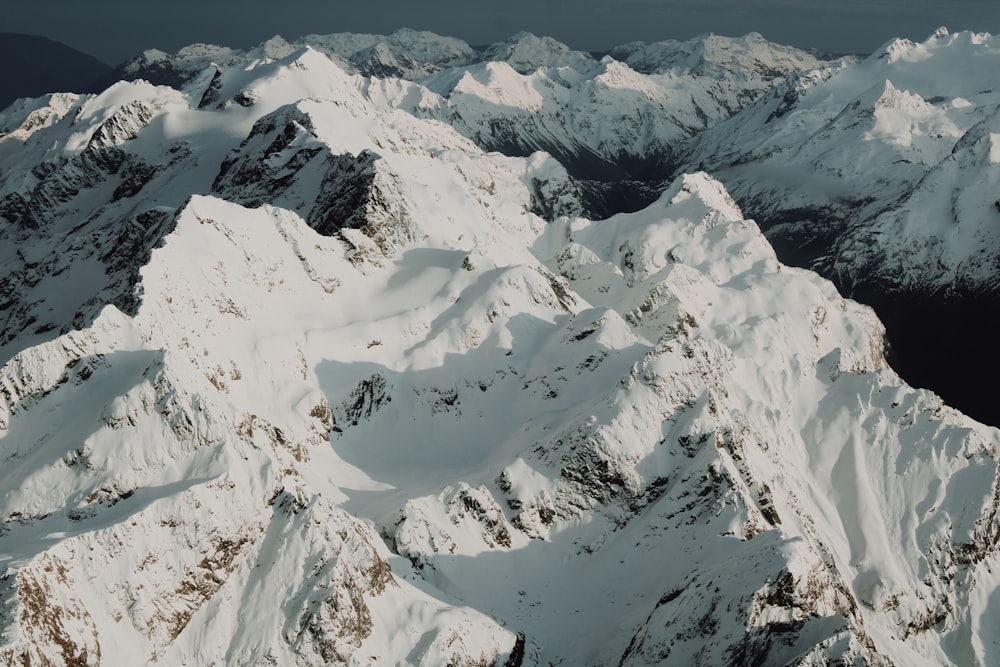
[390,32,826,180]
[1,37,1000,667]
[103,30,827,182]
[675,28,1000,426]
[610,31,826,81]
[681,27,1000,294]
[99,28,477,87]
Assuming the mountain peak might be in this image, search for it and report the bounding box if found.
[609,31,824,79]
[172,43,233,62]
[666,171,745,218]
[481,32,596,74]
[253,35,295,61]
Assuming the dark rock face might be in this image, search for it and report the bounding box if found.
[212,105,415,264]
[211,107,327,209]
[0,205,178,362]
[338,373,392,428]
[0,100,157,230]
[306,151,387,237]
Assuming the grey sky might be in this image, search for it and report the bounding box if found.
[5,0,999,65]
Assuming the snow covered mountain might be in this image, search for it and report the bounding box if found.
[680,27,1000,295]
[2,37,1000,667]
[674,27,1000,426]
[95,28,478,90]
[102,29,826,184]
[368,31,824,181]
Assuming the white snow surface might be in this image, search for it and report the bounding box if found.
[682,27,1000,292]
[0,34,998,667]
[105,29,829,181]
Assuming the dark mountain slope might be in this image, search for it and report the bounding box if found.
[0,33,111,110]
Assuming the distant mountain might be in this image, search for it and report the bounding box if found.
[0,33,111,110]
[101,29,826,186]
[90,28,481,92]
[399,32,825,182]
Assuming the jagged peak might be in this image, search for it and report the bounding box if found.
[837,78,933,121]
[919,25,994,46]
[450,60,531,91]
[662,171,746,221]
[85,99,156,150]
[872,36,917,63]
[481,31,596,74]
[389,26,435,39]
[0,92,81,139]
[593,58,646,88]
[241,35,297,65]
[68,79,183,143]
[241,102,318,141]
[289,29,475,79]
[280,44,339,69]
[384,26,473,49]
[869,29,995,65]
[219,46,363,110]
[174,42,234,61]
[133,48,171,64]
[871,79,929,110]
[503,30,545,45]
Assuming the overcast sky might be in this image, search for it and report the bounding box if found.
[5,0,1000,65]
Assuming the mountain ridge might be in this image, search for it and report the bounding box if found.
[0,28,999,666]
[674,26,1000,425]
[0,33,111,110]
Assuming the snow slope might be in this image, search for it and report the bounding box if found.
[105,28,477,86]
[0,37,999,667]
[681,27,1000,294]
[389,32,826,180]
[105,29,828,181]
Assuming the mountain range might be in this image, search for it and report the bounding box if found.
[1,27,999,666]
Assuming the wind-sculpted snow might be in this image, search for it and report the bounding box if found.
[1,36,999,667]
